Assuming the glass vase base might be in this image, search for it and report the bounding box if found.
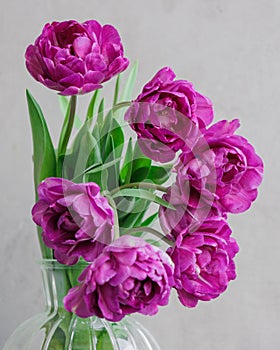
[3,313,160,350]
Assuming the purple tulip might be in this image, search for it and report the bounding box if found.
[64,235,174,321]
[159,183,220,242]
[32,177,114,265]
[25,20,129,95]
[125,67,213,162]
[167,217,239,307]
[178,119,264,214]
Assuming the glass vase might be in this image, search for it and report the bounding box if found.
[3,259,161,350]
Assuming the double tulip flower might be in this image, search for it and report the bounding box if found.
[27,19,263,322]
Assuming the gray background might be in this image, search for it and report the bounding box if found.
[0,0,278,349]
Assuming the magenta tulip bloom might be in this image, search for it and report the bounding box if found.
[167,217,239,307]
[64,235,174,321]
[25,20,129,95]
[159,184,220,242]
[125,67,213,162]
[179,119,264,214]
[32,177,114,265]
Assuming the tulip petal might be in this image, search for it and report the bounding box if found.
[25,19,129,94]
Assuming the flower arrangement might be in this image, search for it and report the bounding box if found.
[25,19,263,324]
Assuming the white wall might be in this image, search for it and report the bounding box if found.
[0,0,278,349]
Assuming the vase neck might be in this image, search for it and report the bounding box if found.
[40,259,86,313]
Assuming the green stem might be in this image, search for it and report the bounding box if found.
[110,182,168,197]
[125,226,173,245]
[105,193,120,240]
[113,101,131,111]
[58,95,77,159]
[37,226,53,259]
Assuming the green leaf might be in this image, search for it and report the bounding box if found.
[119,210,145,229]
[97,98,105,124]
[109,118,125,159]
[92,97,105,141]
[102,115,124,164]
[106,135,118,190]
[57,96,77,165]
[58,95,68,115]
[120,61,138,102]
[138,212,158,227]
[71,128,99,182]
[44,327,65,350]
[133,138,146,159]
[146,165,173,185]
[120,137,133,184]
[86,89,100,121]
[61,121,102,183]
[86,134,102,166]
[119,199,152,229]
[129,197,149,213]
[96,331,114,350]
[98,109,124,167]
[130,141,151,182]
[127,229,143,237]
[101,168,109,190]
[146,239,162,247]
[58,95,82,129]
[26,90,56,192]
[130,158,151,183]
[116,197,137,219]
[117,196,149,220]
[84,133,103,186]
[112,188,175,209]
[84,157,122,175]
[113,74,121,105]
[132,211,146,228]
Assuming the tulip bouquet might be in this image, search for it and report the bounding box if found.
[25,19,263,334]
